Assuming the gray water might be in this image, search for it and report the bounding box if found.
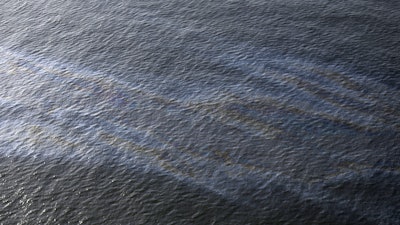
[0,0,399,224]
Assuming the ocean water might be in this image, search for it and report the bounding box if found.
[0,0,399,224]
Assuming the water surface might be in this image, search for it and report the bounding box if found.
[0,0,399,224]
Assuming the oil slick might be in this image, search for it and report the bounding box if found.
[0,46,399,224]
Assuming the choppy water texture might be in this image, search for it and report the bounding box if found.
[1,0,400,224]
